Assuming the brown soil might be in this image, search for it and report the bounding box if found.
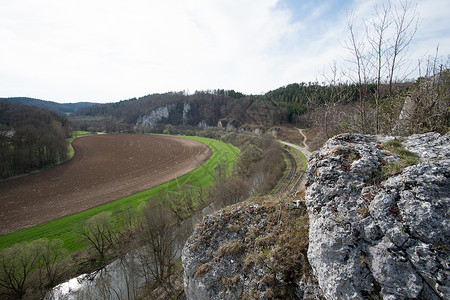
[0,134,211,235]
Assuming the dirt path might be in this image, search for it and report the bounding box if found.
[298,128,309,149]
[0,135,211,235]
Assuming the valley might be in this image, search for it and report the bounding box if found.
[0,134,211,235]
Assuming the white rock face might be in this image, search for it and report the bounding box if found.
[183,102,191,122]
[305,133,449,299]
[136,104,175,127]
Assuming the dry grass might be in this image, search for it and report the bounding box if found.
[195,263,212,278]
[185,194,316,299]
[216,240,244,257]
[358,206,370,217]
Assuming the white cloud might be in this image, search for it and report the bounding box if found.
[0,0,448,102]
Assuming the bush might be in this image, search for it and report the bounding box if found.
[0,238,69,299]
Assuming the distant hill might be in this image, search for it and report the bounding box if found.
[0,97,98,115]
[70,91,290,132]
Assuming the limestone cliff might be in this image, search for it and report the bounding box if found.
[182,132,449,299]
[306,132,449,299]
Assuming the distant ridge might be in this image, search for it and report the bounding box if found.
[0,97,98,115]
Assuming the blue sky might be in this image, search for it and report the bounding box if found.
[0,0,449,103]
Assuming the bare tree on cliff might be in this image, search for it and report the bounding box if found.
[77,211,119,261]
[342,0,419,134]
[314,62,354,138]
[343,12,372,134]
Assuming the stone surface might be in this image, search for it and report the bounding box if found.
[305,132,449,299]
[182,198,322,300]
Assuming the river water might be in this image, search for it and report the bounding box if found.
[45,202,217,300]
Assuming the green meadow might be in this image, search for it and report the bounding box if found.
[0,135,239,252]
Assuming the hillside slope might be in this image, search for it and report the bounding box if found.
[71,92,289,131]
[0,100,71,178]
[182,196,321,299]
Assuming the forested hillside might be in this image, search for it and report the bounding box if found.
[70,90,290,132]
[0,101,71,178]
[70,71,448,139]
[69,84,372,132]
[0,97,97,115]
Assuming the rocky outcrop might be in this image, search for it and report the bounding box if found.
[136,104,175,127]
[136,101,192,127]
[181,132,449,299]
[305,132,449,299]
[182,197,322,299]
[217,118,241,131]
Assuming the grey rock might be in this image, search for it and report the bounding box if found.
[182,200,323,299]
[136,104,175,127]
[402,132,450,160]
[369,237,422,298]
[306,132,449,299]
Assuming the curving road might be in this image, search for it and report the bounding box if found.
[279,140,311,161]
[278,129,312,192]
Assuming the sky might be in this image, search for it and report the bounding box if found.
[0,0,449,103]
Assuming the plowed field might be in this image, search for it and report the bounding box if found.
[0,134,211,235]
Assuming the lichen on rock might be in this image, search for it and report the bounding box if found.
[306,132,449,299]
[182,197,321,299]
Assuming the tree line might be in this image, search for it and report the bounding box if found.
[0,101,71,179]
[0,97,96,115]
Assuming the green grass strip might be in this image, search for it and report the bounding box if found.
[66,132,96,159]
[286,145,307,172]
[72,130,91,136]
[0,135,239,252]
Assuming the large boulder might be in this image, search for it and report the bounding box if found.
[305,132,449,299]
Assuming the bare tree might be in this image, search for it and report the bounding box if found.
[367,1,392,134]
[0,242,39,299]
[342,13,372,133]
[34,238,70,293]
[77,211,118,260]
[137,204,178,294]
[387,0,419,93]
[317,62,354,138]
[214,177,249,206]
[343,0,419,134]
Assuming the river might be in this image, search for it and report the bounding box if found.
[45,202,218,300]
